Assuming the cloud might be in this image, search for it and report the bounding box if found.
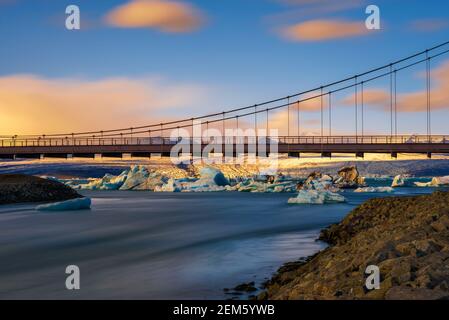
[340,60,449,112]
[281,19,369,41]
[341,88,389,107]
[0,75,208,135]
[266,0,365,25]
[266,109,325,136]
[278,0,364,13]
[105,0,204,33]
[409,19,449,32]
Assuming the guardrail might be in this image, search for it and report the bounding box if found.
[0,135,448,148]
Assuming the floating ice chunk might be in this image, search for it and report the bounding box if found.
[391,175,405,187]
[36,197,91,211]
[434,176,449,185]
[354,187,394,193]
[288,190,346,205]
[77,170,128,190]
[198,167,229,186]
[179,167,230,192]
[119,165,149,190]
[154,178,181,192]
[414,181,432,187]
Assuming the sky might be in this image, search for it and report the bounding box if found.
[0,0,449,136]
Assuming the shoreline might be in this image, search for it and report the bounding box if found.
[258,190,449,300]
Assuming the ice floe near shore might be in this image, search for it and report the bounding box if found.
[354,186,394,193]
[414,176,449,187]
[49,162,447,199]
[391,175,405,187]
[36,197,91,211]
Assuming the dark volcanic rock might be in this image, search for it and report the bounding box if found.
[260,191,449,300]
[0,174,82,205]
[334,166,366,189]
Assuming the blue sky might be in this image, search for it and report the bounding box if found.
[0,0,448,135]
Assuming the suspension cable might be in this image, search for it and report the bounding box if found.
[5,42,449,139]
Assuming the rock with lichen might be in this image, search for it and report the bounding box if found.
[260,191,449,300]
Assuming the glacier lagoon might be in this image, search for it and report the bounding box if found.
[0,186,444,299]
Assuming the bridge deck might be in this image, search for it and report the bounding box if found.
[0,135,448,158]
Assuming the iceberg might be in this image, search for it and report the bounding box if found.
[76,171,128,190]
[119,165,150,190]
[288,190,346,205]
[154,178,181,192]
[36,197,91,211]
[178,167,229,192]
[414,176,449,187]
[391,175,405,187]
[198,167,230,186]
[354,187,394,193]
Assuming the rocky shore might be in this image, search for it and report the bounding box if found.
[259,191,449,300]
[0,174,82,205]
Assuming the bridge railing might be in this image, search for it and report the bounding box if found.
[0,135,448,148]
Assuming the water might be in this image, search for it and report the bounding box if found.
[0,187,439,299]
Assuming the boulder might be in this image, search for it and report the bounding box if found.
[0,174,82,205]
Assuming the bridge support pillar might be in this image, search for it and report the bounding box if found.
[427,152,432,159]
[73,153,96,159]
[101,153,123,158]
[43,153,71,159]
[321,152,332,158]
[391,152,398,159]
[356,152,364,158]
[130,152,151,158]
[0,154,16,160]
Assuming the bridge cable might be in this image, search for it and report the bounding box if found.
[287,96,290,137]
[394,70,398,138]
[426,53,432,142]
[5,43,449,141]
[355,76,358,141]
[320,87,324,138]
[9,41,449,139]
[297,101,300,138]
[266,109,269,134]
[361,82,364,139]
[389,64,393,139]
[222,112,225,142]
[329,91,332,137]
[254,105,257,138]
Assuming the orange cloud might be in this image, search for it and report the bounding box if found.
[281,19,369,41]
[341,88,389,107]
[340,60,449,112]
[267,109,325,136]
[105,0,204,33]
[0,75,207,135]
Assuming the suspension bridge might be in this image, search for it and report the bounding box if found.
[1,41,449,160]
